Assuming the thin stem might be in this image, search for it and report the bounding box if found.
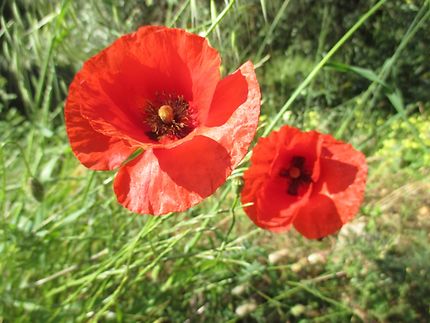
[82,171,95,206]
[216,194,239,258]
[353,1,430,146]
[185,181,232,252]
[168,0,190,27]
[255,0,291,62]
[0,145,6,216]
[203,0,236,37]
[263,0,387,137]
[1,140,33,177]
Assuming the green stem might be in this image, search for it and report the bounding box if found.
[168,0,191,27]
[263,0,387,137]
[0,145,6,216]
[82,171,95,206]
[0,140,35,217]
[0,140,33,177]
[216,194,239,257]
[352,1,430,145]
[255,0,291,62]
[203,0,236,37]
[185,181,232,252]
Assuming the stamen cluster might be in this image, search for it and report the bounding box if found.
[144,93,194,141]
[279,156,311,196]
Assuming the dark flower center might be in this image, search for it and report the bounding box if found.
[144,93,195,141]
[279,156,312,196]
[158,105,174,124]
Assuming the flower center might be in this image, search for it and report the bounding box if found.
[279,156,312,196]
[158,105,174,124]
[144,93,195,141]
[288,166,301,179]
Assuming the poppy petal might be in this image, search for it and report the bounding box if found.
[240,136,279,228]
[78,26,220,147]
[66,26,262,215]
[202,61,261,168]
[129,26,221,124]
[65,74,134,170]
[114,136,231,215]
[251,181,313,232]
[271,129,322,182]
[241,125,321,232]
[313,134,368,223]
[293,194,343,239]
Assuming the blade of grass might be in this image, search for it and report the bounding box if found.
[337,0,430,140]
[263,0,388,137]
[168,0,190,27]
[203,0,236,37]
[255,0,290,62]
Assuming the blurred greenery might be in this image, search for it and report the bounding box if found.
[1,0,429,321]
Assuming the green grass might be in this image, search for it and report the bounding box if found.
[1,0,430,321]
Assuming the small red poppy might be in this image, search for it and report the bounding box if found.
[65,26,261,215]
[241,125,367,239]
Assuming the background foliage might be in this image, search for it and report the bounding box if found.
[1,0,429,321]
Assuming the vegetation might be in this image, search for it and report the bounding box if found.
[1,0,429,321]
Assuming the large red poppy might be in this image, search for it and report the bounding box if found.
[65,26,261,215]
[241,125,367,239]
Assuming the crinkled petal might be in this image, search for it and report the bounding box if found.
[293,194,343,239]
[202,61,261,169]
[130,26,221,124]
[241,125,321,232]
[78,26,220,147]
[272,129,322,182]
[241,132,283,230]
[312,134,368,224]
[114,136,231,215]
[65,73,134,170]
[252,180,313,232]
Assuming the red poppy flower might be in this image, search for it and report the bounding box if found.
[65,26,261,215]
[241,125,367,239]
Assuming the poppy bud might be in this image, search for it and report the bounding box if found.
[232,177,244,195]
